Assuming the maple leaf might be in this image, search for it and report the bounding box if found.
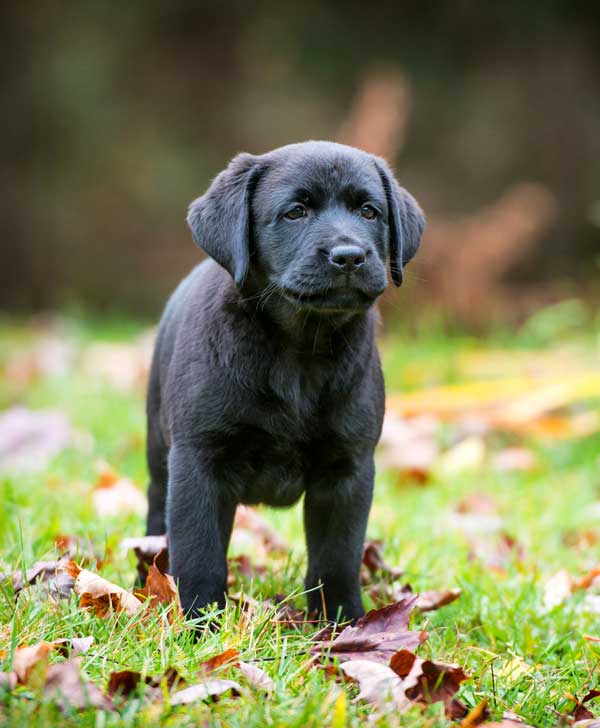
[311,596,425,664]
[392,649,469,716]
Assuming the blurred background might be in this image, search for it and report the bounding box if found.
[1,1,599,325]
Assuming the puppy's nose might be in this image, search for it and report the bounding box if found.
[329,245,366,273]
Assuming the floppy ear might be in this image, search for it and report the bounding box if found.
[374,158,425,287]
[187,153,263,287]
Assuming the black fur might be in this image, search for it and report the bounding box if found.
[145,141,424,622]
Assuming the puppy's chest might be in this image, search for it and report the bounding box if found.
[216,367,352,506]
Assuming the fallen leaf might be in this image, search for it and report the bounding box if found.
[14,641,55,684]
[569,689,600,722]
[573,567,600,591]
[63,561,143,617]
[136,552,182,620]
[361,540,404,583]
[340,659,411,711]
[107,667,185,699]
[198,649,240,675]
[43,658,113,710]
[416,588,462,612]
[51,636,95,656]
[238,662,274,694]
[170,679,242,705]
[311,596,425,664]
[6,556,74,598]
[392,649,469,715]
[544,566,600,609]
[365,581,461,613]
[121,534,168,584]
[12,637,95,685]
[107,670,146,698]
[92,466,147,518]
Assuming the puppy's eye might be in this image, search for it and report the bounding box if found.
[284,205,307,220]
[360,204,377,220]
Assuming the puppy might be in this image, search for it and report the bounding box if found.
[145,141,424,622]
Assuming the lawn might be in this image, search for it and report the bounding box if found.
[1,302,599,727]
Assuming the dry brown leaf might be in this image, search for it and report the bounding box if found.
[170,679,242,705]
[11,637,95,686]
[198,649,240,675]
[544,566,600,609]
[366,581,461,613]
[63,561,143,617]
[107,667,185,700]
[238,662,274,694]
[361,540,404,583]
[311,596,425,664]
[569,689,600,722]
[43,658,113,711]
[92,467,147,518]
[107,670,146,698]
[121,534,169,585]
[51,636,94,656]
[340,659,411,712]
[7,556,75,598]
[392,649,469,716]
[136,552,183,620]
[416,588,462,612]
[14,641,55,684]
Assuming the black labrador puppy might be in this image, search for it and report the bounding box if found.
[145,141,424,622]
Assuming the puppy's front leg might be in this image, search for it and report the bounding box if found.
[303,457,374,623]
[166,444,236,618]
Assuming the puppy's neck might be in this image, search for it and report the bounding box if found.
[248,296,371,355]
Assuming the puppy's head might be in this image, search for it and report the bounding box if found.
[188,141,424,314]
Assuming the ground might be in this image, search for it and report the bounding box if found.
[0,301,599,727]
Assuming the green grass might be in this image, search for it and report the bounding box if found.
[1,306,600,726]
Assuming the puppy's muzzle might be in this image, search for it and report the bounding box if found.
[328,245,366,273]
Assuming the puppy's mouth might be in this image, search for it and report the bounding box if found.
[280,286,380,313]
